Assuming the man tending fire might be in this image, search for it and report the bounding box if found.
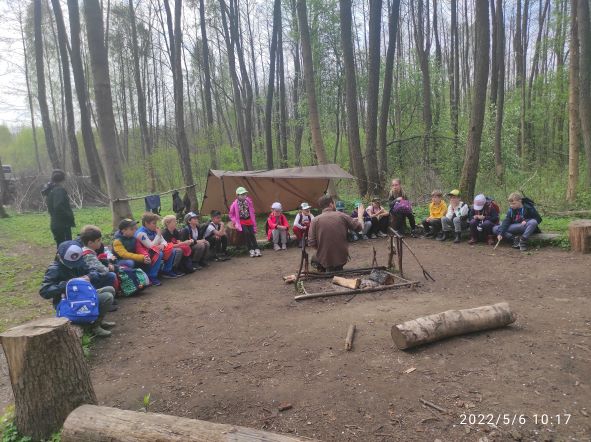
[307,195,363,272]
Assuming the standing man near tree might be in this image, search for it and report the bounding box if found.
[308,195,363,272]
[42,169,75,247]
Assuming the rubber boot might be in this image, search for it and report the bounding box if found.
[453,232,461,243]
[436,231,448,241]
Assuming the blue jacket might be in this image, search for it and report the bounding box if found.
[39,260,101,307]
[498,204,542,235]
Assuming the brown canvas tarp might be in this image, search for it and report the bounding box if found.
[200,164,354,214]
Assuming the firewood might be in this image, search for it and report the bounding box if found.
[332,276,361,289]
[345,324,356,351]
[368,269,395,285]
[391,302,516,350]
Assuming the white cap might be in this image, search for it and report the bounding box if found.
[301,202,311,210]
[473,194,486,211]
[271,202,282,211]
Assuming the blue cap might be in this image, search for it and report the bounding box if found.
[57,240,85,269]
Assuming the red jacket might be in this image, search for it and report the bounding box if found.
[266,213,290,240]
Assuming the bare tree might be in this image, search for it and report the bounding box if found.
[578,0,591,185]
[567,0,580,202]
[265,0,281,169]
[199,0,218,169]
[493,0,505,180]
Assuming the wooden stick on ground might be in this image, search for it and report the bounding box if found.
[332,276,361,289]
[391,302,516,350]
[345,324,356,351]
[419,398,447,413]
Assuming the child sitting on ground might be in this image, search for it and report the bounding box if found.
[229,187,261,257]
[162,215,197,273]
[39,240,116,337]
[203,210,230,260]
[267,202,290,251]
[493,192,542,251]
[469,194,499,245]
[367,197,389,238]
[388,178,417,236]
[136,212,183,279]
[422,190,447,238]
[350,201,372,240]
[293,202,314,247]
[439,189,469,243]
[113,219,161,286]
[180,212,211,269]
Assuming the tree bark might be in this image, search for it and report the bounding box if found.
[84,0,133,229]
[339,0,367,195]
[567,0,581,202]
[67,0,104,188]
[0,157,10,218]
[378,0,400,185]
[265,0,281,169]
[34,0,60,170]
[459,0,490,202]
[365,0,382,195]
[199,0,218,169]
[296,0,334,195]
[391,302,516,350]
[568,219,591,252]
[0,318,97,440]
[578,0,591,185]
[61,405,311,442]
[450,0,460,153]
[493,0,505,179]
[278,17,289,167]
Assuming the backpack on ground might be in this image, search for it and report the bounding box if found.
[118,267,150,297]
[56,279,99,324]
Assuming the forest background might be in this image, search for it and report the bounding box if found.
[0,0,590,226]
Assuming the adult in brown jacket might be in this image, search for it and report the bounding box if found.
[308,195,363,272]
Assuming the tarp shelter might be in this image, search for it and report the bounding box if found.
[201,164,354,214]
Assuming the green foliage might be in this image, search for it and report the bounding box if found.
[81,331,93,359]
[0,405,61,442]
[141,393,152,413]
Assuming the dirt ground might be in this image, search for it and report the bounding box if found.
[73,238,588,442]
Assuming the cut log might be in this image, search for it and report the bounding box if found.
[332,276,361,289]
[61,405,315,442]
[568,219,591,253]
[391,302,516,350]
[283,274,297,284]
[345,324,356,351]
[368,269,395,285]
[0,318,97,440]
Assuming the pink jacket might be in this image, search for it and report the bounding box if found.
[229,196,257,233]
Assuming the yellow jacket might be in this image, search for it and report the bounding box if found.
[429,201,447,219]
[112,238,145,263]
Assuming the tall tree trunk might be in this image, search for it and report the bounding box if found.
[296,0,333,194]
[378,0,400,184]
[493,0,505,180]
[163,0,199,210]
[365,0,382,195]
[291,0,304,166]
[278,19,289,167]
[578,0,591,185]
[129,0,156,192]
[50,0,82,175]
[199,0,218,169]
[567,0,580,202]
[19,9,42,173]
[450,0,460,154]
[83,0,133,229]
[339,0,367,195]
[459,0,490,202]
[265,0,281,169]
[67,0,104,188]
[34,0,60,170]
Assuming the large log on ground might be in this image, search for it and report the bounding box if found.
[0,318,97,440]
[332,276,361,289]
[391,302,516,350]
[61,405,316,442]
[568,219,591,253]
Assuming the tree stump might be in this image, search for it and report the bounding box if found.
[0,317,97,440]
[226,221,245,247]
[568,219,591,253]
[391,302,516,350]
[61,405,316,441]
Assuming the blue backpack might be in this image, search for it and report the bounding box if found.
[56,279,99,324]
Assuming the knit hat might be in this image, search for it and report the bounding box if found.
[184,211,200,224]
[236,186,248,195]
[473,194,486,211]
[300,202,311,210]
[57,240,85,269]
[271,202,283,211]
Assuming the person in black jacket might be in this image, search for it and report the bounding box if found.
[41,170,75,247]
[39,240,115,337]
[493,192,542,252]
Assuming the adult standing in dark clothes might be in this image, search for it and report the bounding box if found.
[42,169,75,247]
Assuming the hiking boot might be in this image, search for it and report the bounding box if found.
[351,234,359,241]
[161,271,179,279]
[362,234,369,240]
[281,244,287,250]
[453,232,461,243]
[274,244,281,251]
[254,249,262,257]
[512,237,521,249]
[468,236,477,245]
[174,271,186,277]
[101,321,116,329]
[410,228,418,238]
[150,278,162,286]
[108,303,119,312]
[249,249,256,257]
[519,238,528,251]
[487,235,496,246]
[199,261,209,267]
[92,326,111,338]
[377,232,387,238]
[436,231,448,241]
[370,234,377,239]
